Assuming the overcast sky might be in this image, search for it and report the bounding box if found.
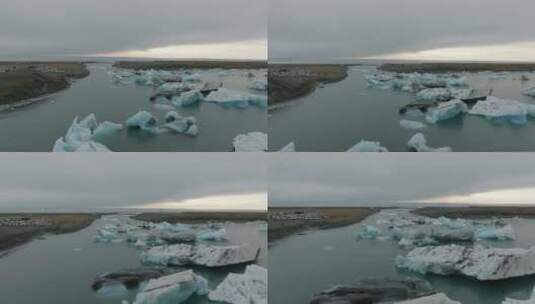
[269,153,535,206]
[269,0,535,61]
[0,154,266,212]
[1,0,266,60]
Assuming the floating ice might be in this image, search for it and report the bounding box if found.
[171,91,204,107]
[233,132,267,152]
[95,229,118,243]
[208,265,267,304]
[249,79,268,91]
[141,243,260,267]
[126,111,158,131]
[155,82,191,95]
[53,114,115,152]
[357,225,381,240]
[400,119,427,130]
[132,270,208,304]
[475,224,515,241]
[408,133,451,152]
[446,76,467,88]
[162,111,198,136]
[347,140,389,152]
[93,121,123,138]
[523,87,535,97]
[416,88,452,102]
[97,282,128,296]
[205,88,267,108]
[397,244,535,280]
[450,88,474,99]
[196,229,227,241]
[279,142,296,152]
[468,96,533,125]
[425,100,468,123]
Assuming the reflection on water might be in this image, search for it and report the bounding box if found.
[269,210,535,304]
[0,64,266,152]
[269,67,535,151]
[0,215,267,304]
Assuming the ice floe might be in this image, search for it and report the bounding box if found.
[396,244,535,280]
[205,88,267,108]
[279,142,296,152]
[126,111,158,131]
[132,270,208,304]
[233,132,267,152]
[53,114,120,152]
[400,119,427,130]
[347,140,389,152]
[162,111,198,136]
[395,293,461,304]
[468,96,534,125]
[425,100,468,123]
[408,133,451,152]
[248,79,268,91]
[140,243,260,267]
[208,264,267,304]
[416,88,452,102]
[170,90,204,107]
[523,87,535,97]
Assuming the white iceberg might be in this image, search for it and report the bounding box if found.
[357,225,381,240]
[132,270,208,304]
[208,265,267,304]
[233,132,267,152]
[347,140,388,152]
[141,243,260,267]
[196,229,227,241]
[53,114,115,152]
[162,111,198,136]
[475,224,515,241]
[279,142,296,152]
[446,76,467,88]
[416,88,452,102]
[93,121,123,138]
[171,91,204,107]
[408,133,451,152]
[468,96,530,125]
[425,100,468,123]
[205,88,267,108]
[397,244,535,280]
[155,82,191,94]
[126,111,158,131]
[400,119,427,130]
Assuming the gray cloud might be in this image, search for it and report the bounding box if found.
[269,153,535,206]
[0,0,266,58]
[269,0,535,60]
[0,153,266,211]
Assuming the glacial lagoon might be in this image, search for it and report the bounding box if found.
[269,209,535,304]
[269,66,535,152]
[0,215,267,303]
[0,64,267,152]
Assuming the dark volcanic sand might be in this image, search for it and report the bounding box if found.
[380,62,535,73]
[132,211,266,224]
[113,60,267,70]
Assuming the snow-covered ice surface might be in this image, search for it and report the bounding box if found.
[208,264,267,304]
[232,132,267,152]
[132,270,208,304]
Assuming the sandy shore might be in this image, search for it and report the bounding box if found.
[0,62,89,106]
[132,211,266,224]
[268,207,379,242]
[268,64,348,106]
[0,213,99,252]
[113,60,267,70]
[413,206,535,219]
[379,62,535,73]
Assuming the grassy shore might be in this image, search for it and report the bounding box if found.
[413,206,535,219]
[132,211,266,224]
[268,207,379,242]
[379,62,535,73]
[268,64,348,105]
[113,60,267,70]
[0,62,89,106]
[0,213,98,252]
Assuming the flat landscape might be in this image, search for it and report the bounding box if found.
[379,62,535,73]
[413,206,535,219]
[113,60,267,70]
[132,211,266,224]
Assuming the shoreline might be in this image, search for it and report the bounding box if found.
[0,213,99,252]
[268,64,348,105]
[113,60,267,70]
[268,207,380,242]
[379,62,535,73]
[412,206,535,219]
[132,211,266,224]
[0,62,89,106]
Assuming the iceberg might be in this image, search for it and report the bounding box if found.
[160,231,197,244]
[162,111,198,136]
[396,244,535,280]
[53,114,116,152]
[503,287,535,304]
[92,269,163,290]
[126,111,158,131]
[132,270,208,304]
[171,91,204,107]
[468,96,530,125]
[208,265,267,304]
[446,76,467,88]
[400,119,427,130]
[248,79,268,91]
[74,141,111,152]
[141,243,260,267]
[93,121,123,138]
[233,132,267,152]
[205,88,267,108]
[475,224,515,240]
[449,88,473,99]
[347,140,388,152]
[425,100,468,123]
[416,88,452,102]
[357,225,381,240]
[196,229,227,241]
[523,87,535,97]
[96,282,128,296]
[279,142,296,152]
[408,133,451,152]
[155,82,191,95]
